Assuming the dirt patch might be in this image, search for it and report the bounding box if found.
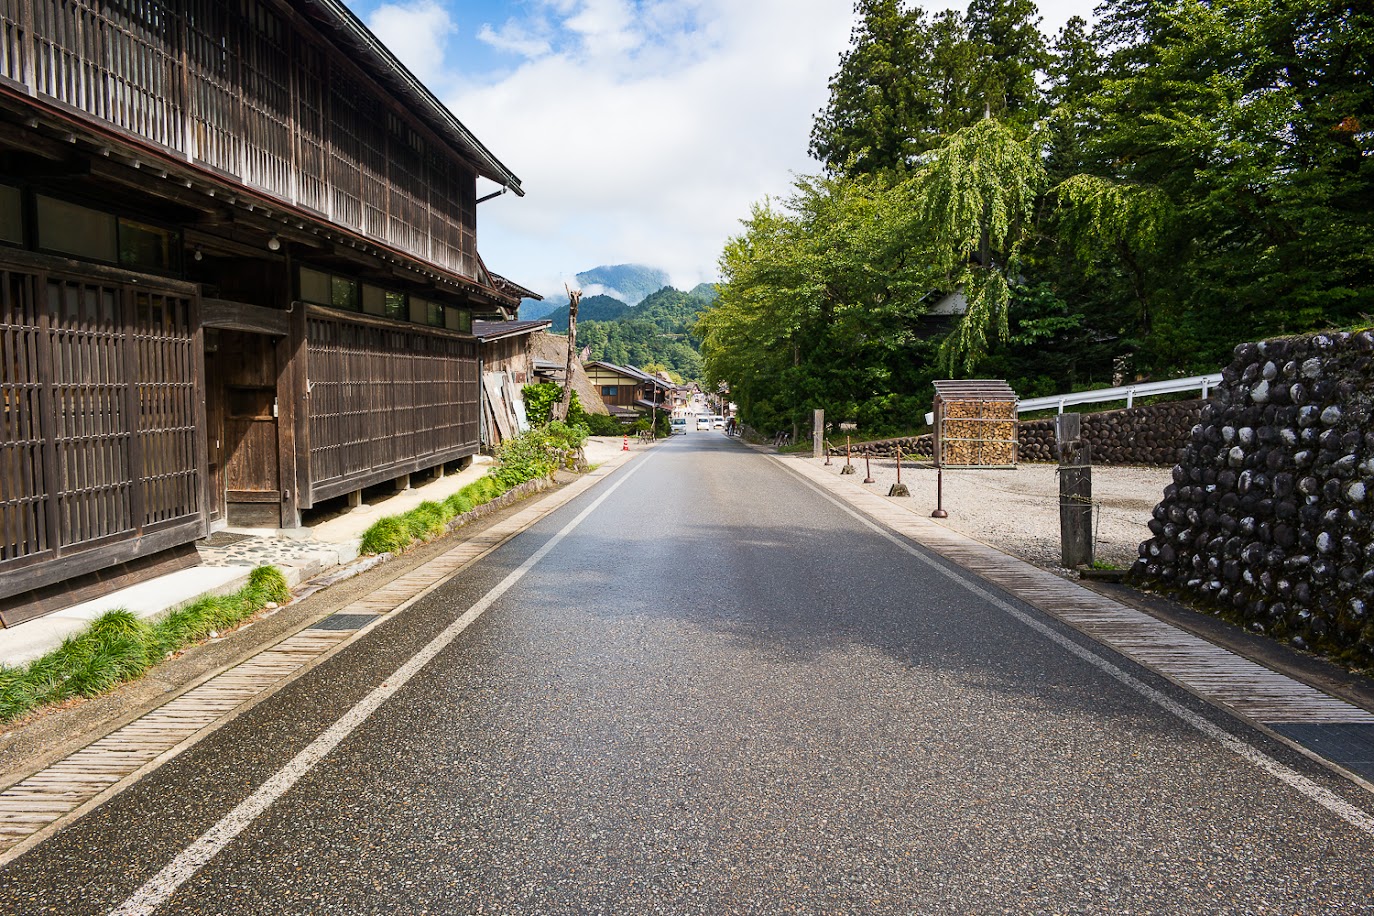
[803,455,1171,573]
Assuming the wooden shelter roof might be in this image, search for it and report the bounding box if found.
[932,380,1018,402]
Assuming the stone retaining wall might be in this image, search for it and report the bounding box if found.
[834,399,1203,467]
[1132,331,1374,667]
[1018,401,1203,465]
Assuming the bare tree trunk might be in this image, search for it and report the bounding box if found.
[554,287,581,422]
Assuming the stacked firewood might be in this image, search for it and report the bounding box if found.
[837,400,1201,466]
[1132,331,1374,667]
[937,399,1017,466]
[1019,401,1203,465]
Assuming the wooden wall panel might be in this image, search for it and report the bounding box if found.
[0,258,203,601]
[305,308,478,502]
[1,0,484,279]
[0,0,24,85]
[0,271,49,565]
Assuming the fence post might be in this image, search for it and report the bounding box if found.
[813,409,824,459]
[1056,413,1093,568]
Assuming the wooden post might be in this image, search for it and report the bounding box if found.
[1056,413,1093,567]
[812,409,824,459]
[555,286,581,422]
[888,444,910,497]
[840,435,855,474]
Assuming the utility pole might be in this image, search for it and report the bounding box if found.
[555,286,581,422]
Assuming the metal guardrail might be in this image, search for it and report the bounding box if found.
[923,373,1222,426]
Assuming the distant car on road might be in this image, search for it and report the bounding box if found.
[695,416,712,431]
[712,416,725,429]
[670,417,687,435]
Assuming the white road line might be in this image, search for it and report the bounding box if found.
[107,455,651,916]
[794,468,1374,838]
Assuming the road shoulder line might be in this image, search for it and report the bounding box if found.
[772,452,1374,798]
[0,454,637,867]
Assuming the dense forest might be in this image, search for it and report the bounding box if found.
[569,284,718,381]
[697,0,1372,437]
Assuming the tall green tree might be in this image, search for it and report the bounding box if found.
[1066,0,1374,370]
[965,0,1050,124]
[1042,15,1102,182]
[699,173,942,435]
[913,118,1047,370]
[809,0,929,175]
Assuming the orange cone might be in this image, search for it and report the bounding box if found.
[622,435,629,451]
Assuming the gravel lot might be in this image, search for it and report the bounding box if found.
[795,451,1172,573]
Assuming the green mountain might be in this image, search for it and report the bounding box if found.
[542,294,633,333]
[516,264,674,320]
[576,264,671,306]
[572,285,717,382]
[518,298,560,321]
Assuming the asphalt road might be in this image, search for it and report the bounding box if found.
[4,433,1374,914]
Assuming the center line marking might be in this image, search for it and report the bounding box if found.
[108,455,651,916]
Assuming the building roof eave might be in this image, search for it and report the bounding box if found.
[294,0,524,196]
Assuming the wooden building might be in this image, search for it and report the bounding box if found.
[583,360,673,420]
[472,318,550,448]
[0,0,527,622]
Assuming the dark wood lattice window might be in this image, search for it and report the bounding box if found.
[306,309,477,501]
[240,0,291,197]
[0,259,201,586]
[186,0,239,173]
[1,0,27,85]
[1,270,49,563]
[47,276,135,547]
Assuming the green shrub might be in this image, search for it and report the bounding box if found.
[60,611,155,698]
[443,492,473,516]
[360,516,410,555]
[581,412,625,436]
[405,501,448,541]
[522,382,587,426]
[0,566,287,724]
[246,565,290,603]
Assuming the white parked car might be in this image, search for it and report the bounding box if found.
[712,416,725,429]
[695,416,712,431]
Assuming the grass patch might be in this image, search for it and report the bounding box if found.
[0,565,290,726]
[358,474,517,557]
[358,425,589,558]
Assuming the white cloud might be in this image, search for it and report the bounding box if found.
[477,20,552,59]
[370,0,1098,298]
[366,1,458,91]
[441,0,856,296]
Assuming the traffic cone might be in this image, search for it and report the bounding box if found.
[622,435,629,451]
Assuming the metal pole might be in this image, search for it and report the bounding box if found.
[896,445,902,485]
[931,465,948,518]
[864,455,874,484]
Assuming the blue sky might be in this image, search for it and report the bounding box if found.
[342,1,1098,299]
